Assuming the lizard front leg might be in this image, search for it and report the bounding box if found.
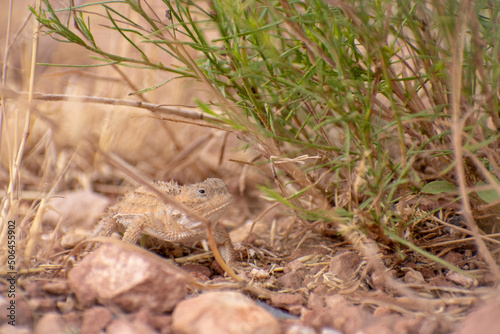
[85,213,118,252]
[116,213,152,245]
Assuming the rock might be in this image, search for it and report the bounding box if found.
[135,309,173,334]
[307,293,325,310]
[172,291,280,334]
[443,251,464,266]
[107,318,157,334]
[452,297,500,334]
[61,312,82,331]
[60,229,90,249]
[429,276,456,288]
[328,252,362,282]
[13,295,34,327]
[42,281,70,295]
[68,243,188,312]
[277,270,305,290]
[44,190,109,229]
[270,293,304,311]
[445,271,478,288]
[304,295,371,333]
[284,323,317,334]
[0,324,32,334]
[34,313,70,334]
[285,259,306,273]
[248,268,270,280]
[181,264,211,281]
[403,268,425,284]
[81,307,113,334]
[289,247,330,261]
[29,298,56,313]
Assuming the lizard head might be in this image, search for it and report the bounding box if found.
[179,178,233,222]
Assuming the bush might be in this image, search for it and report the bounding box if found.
[31,0,500,277]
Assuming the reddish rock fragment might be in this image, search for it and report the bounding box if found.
[172,291,280,334]
[304,295,372,333]
[181,264,211,281]
[277,270,305,289]
[443,251,464,266]
[284,323,318,334]
[44,190,110,229]
[429,276,456,288]
[42,281,70,295]
[81,307,113,334]
[34,313,72,334]
[271,293,305,315]
[29,298,56,313]
[445,271,478,288]
[135,309,173,334]
[107,318,157,334]
[271,293,304,309]
[453,297,500,334]
[284,259,306,273]
[289,247,330,261]
[68,244,187,312]
[328,252,362,282]
[307,293,325,310]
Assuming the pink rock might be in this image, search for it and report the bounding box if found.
[172,291,280,334]
[81,307,112,334]
[68,244,187,312]
[329,251,362,282]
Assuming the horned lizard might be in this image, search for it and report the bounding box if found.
[90,178,237,268]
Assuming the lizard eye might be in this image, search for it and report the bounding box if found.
[199,189,206,194]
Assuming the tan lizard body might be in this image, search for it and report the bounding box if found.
[90,178,236,268]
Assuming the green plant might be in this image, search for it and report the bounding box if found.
[31,0,500,278]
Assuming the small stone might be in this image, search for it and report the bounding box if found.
[61,312,81,332]
[429,276,456,288]
[445,271,478,288]
[57,297,76,314]
[248,268,270,280]
[452,298,500,334]
[81,307,113,334]
[68,243,187,312]
[277,270,305,290]
[305,295,371,334]
[135,309,172,334]
[289,247,329,261]
[0,324,32,334]
[285,323,317,334]
[403,268,425,284]
[420,267,436,279]
[181,264,211,281]
[285,259,306,273]
[370,270,387,290]
[61,229,89,249]
[29,298,56,313]
[443,252,464,266]
[481,272,498,286]
[328,252,362,282]
[172,291,280,334]
[324,295,352,310]
[107,318,157,334]
[307,293,325,310]
[44,190,110,228]
[34,313,69,334]
[271,293,304,309]
[14,295,34,327]
[42,281,70,295]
